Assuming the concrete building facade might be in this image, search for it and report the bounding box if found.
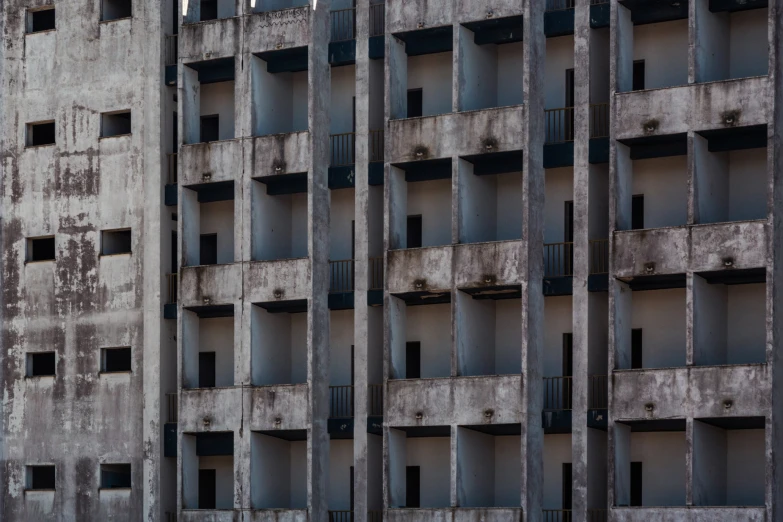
[0,0,779,521]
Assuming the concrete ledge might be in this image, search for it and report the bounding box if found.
[244,258,310,303]
[453,240,522,289]
[613,76,769,140]
[455,1,524,24]
[612,364,770,421]
[386,508,523,522]
[612,506,766,522]
[180,387,242,432]
[248,509,309,522]
[613,221,767,277]
[180,17,241,61]
[247,384,310,431]
[386,375,523,426]
[387,246,454,293]
[244,8,310,54]
[180,139,243,186]
[180,263,243,307]
[248,132,311,179]
[385,1,453,33]
[388,106,524,163]
[180,510,236,522]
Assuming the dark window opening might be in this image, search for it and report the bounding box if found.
[631,328,643,369]
[101,111,132,137]
[562,333,573,410]
[407,215,422,249]
[172,0,178,34]
[102,0,132,21]
[28,236,55,262]
[631,195,644,230]
[630,461,643,506]
[100,464,131,489]
[200,234,218,265]
[200,0,217,21]
[101,229,132,255]
[405,466,421,508]
[562,463,573,510]
[27,121,55,147]
[407,89,423,118]
[27,352,56,377]
[406,341,421,379]
[28,465,56,490]
[102,347,132,373]
[171,231,178,274]
[29,8,55,33]
[199,469,217,509]
[199,352,216,388]
[201,114,220,143]
[633,60,645,92]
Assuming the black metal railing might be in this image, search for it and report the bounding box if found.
[589,375,609,410]
[589,239,609,275]
[545,107,575,143]
[329,511,353,522]
[331,8,356,41]
[546,0,574,10]
[590,0,609,4]
[370,129,384,163]
[166,273,178,304]
[590,103,609,139]
[369,257,384,290]
[544,242,574,278]
[165,512,177,522]
[588,509,608,522]
[543,510,572,522]
[369,384,383,416]
[368,511,382,522]
[331,132,356,166]
[330,259,355,293]
[544,376,573,411]
[165,34,178,66]
[167,393,178,423]
[330,385,354,418]
[167,153,178,184]
[369,1,385,36]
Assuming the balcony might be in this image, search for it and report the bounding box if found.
[545,107,574,144]
[167,152,177,184]
[165,34,178,66]
[330,133,355,167]
[545,0,573,11]
[167,392,179,423]
[544,242,573,278]
[588,375,608,410]
[370,129,384,163]
[369,384,383,416]
[589,240,608,275]
[331,8,355,42]
[330,385,353,418]
[329,260,355,293]
[543,376,572,411]
[590,103,609,139]
[369,257,384,290]
[370,2,384,37]
[329,511,353,522]
[166,273,178,304]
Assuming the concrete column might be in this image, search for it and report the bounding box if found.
[691,131,729,225]
[692,419,728,506]
[520,0,545,519]
[691,273,728,366]
[690,0,729,84]
[234,52,253,139]
[612,1,633,94]
[612,422,631,507]
[307,1,332,521]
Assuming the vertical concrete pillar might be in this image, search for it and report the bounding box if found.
[234,52,252,139]
[387,35,408,120]
[612,422,631,507]
[307,1,332,521]
[690,0,729,84]
[692,419,728,506]
[521,0,545,519]
[612,2,633,94]
[690,132,729,225]
[691,273,728,366]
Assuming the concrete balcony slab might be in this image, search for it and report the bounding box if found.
[180,17,241,62]
[244,258,310,303]
[180,139,243,186]
[454,240,522,289]
[180,263,243,307]
[247,384,310,431]
[244,8,310,54]
[180,387,242,432]
[387,246,454,293]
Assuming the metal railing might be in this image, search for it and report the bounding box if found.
[546,0,575,11]
[543,510,572,522]
[331,132,356,166]
[589,375,609,410]
[166,273,178,304]
[588,509,608,522]
[590,103,609,139]
[330,385,354,418]
[589,239,609,275]
[165,512,177,522]
[329,511,353,522]
[369,257,384,290]
[369,2,385,36]
[167,393,178,423]
[331,8,356,41]
[370,129,384,163]
[590,0,609,4]
[369,384,383,416]
[165,34,178,66]
[368,512,382,522]
[545,107,575,143]
[330,259,355,293]
[544,376,573,411]
[167,153,178,184]
[544,242,574,278]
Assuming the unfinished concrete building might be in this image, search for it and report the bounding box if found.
[1,0,781,521]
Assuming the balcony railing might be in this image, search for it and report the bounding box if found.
[331,132,356,167]
[369,384,383,416]
[590,0,609,4]
[330,385,354,418]
[330,259,355,293]
[370,129,384,163]
[543,510,572,522]
[166,273,178,304]
[368,511,382,522]
[589,239,609,275]
[165,34,178,66]
[590,103,609,139]
[369,1,385,36]
[544,242,574,278]
[167,153,178,184]
[329,511,353,522]
[331,8,356,41]
[545,0,574,11]
[369,257,384,290]
[588,509,608,522]
[167,392,178,423]
[545,107,575,144]
[544,376,573,411]
[589,375,608,410]
[165,512,176,522]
